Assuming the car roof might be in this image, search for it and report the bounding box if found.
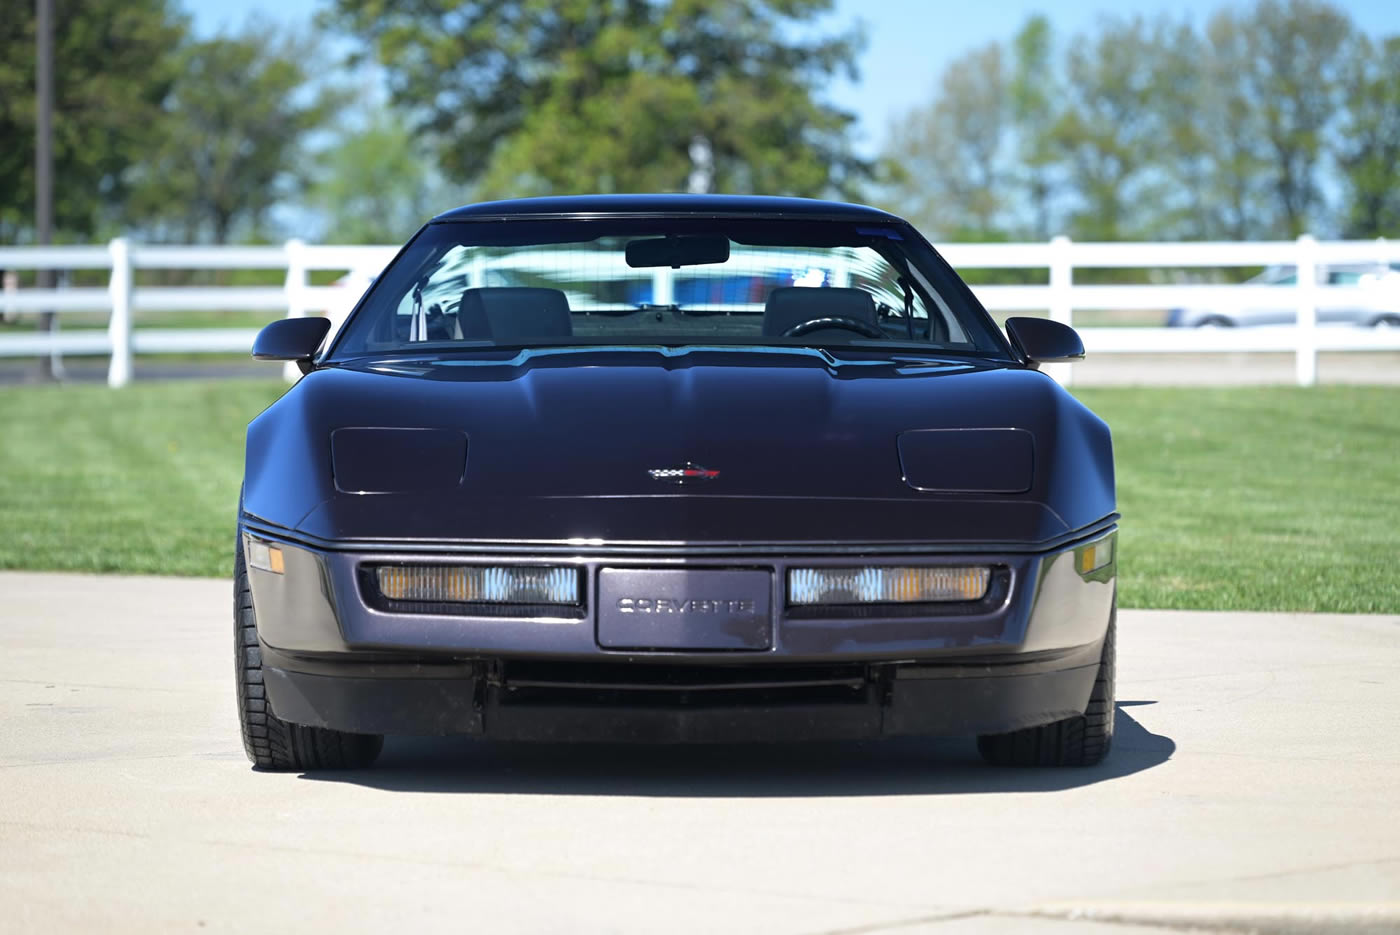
[432,194,902,223]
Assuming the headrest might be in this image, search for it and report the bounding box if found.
[457,287,572,342]
[762,287,878,336]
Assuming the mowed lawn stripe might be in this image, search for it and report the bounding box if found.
[1075,386,1399,613]
[1,379,284,577]
[2,379,1396,611]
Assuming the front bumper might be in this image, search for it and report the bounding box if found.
[243,527,1116,740]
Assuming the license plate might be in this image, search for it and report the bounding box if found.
[597,568,772,650]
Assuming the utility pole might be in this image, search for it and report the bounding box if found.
[35,0,59,381]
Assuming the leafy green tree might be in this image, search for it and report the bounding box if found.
[881,0,1383,243]
[322,0,868,198]
[1008,15,1060,239]
[0,0,185,242]
[883,43,1009,240]
[1337,36,1400,237]
[307,108,460,243]
[1147,22,1218,239]
[1206,0,1351,237]
[1196,16,1273,240]
[126,22,341,243]
[1051,17,1177,241]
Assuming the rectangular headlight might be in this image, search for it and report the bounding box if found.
[375,565,578,604]
[788,566,990,605]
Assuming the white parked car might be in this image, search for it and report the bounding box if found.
[1167,263,1400,328]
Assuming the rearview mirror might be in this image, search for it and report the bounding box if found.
[1004,317,1085,366]
[252,317,332,372]
[625,235,730,269]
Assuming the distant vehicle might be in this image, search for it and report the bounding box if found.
[1167,263,1400,328]
[238,194,1117,771]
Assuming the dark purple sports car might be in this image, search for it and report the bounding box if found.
[238,195,1117,771]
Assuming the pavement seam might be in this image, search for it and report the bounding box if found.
[800,909,988,935]
[1021,904,1400,934]
[1014,908,1255,933]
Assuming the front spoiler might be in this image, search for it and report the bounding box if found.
[262,650,1102,742]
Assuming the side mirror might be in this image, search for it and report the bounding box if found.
[1004,317,1085,367]
[252,317,332,373]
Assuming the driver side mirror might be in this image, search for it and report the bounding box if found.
[1004,317,1085,367]
[252,317,332,373]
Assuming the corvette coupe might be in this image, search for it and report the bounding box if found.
[237,195,1117,771]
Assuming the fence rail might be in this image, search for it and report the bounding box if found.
[2,235,1397,387]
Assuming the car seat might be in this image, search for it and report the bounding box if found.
[457,287,573,342]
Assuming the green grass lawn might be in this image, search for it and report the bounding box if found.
[1,380,1396,612]
[0,380,285,578]
[1074,387,1399,612]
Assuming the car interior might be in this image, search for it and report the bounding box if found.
[334,221,1013,356]
[391,284,957,346]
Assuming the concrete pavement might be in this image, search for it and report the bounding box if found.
[1,571,1397,934]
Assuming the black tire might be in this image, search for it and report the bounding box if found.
[977,609,1115,767]
[235,543,383,771]
[1196,315,1234,328]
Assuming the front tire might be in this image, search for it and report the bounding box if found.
[977,609,1116,767]
[235,543,383,771]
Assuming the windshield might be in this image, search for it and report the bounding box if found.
[327,218,1012,360]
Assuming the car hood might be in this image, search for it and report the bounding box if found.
[243,347,1114,548]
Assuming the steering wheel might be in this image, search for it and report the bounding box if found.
[781,317,885,339]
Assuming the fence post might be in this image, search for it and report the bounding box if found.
[1375,237,1399,321]
[1046,235,1074,386]
[1295,234,1317,387]
[1,269,16,324]
[107,238,132,388]
[652,265,674,306]
[283,238,307,383]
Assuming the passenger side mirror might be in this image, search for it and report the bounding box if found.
[1004,317,1085,367]
[252,317,332,373]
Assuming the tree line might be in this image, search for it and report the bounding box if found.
[0,0,1396,247]
[884,1,1400,242]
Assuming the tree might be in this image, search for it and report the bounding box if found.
[1337,36,1400,237]
[1207,0,1352,237]
[1148,21,1218,239]
[323,0,868,198]
[1196,15,1273,240]
[307,108,459,244]
[1008,16,1060,239]
[126,22,340,243]
[883,43,1009,239]
[0,0,185,242]
[1051,17,1170,241]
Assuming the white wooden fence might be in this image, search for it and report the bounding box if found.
[2,235,1398,388]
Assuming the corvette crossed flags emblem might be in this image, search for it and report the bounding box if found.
[647,462,721,483]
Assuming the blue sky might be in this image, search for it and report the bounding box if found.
[184,0,1400,156]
